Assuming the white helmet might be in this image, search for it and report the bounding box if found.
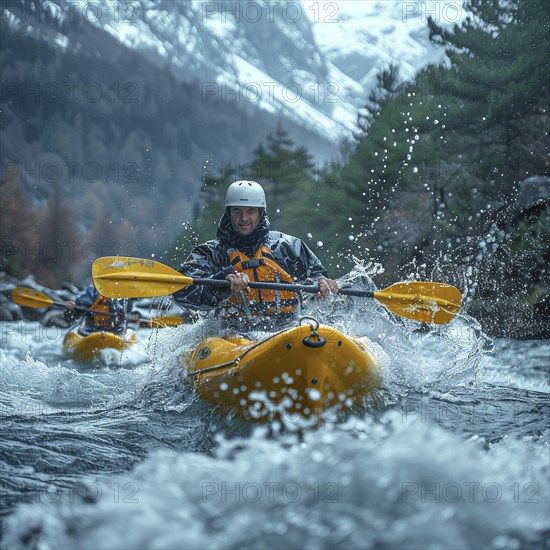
[225,180,266,208]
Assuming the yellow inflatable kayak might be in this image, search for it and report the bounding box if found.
[63,329,138,362]
[182,318,382,423]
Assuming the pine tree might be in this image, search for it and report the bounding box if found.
[249,123,314,224]
[337,0,549,284]
[426,0,550,188]
[0,171,39,277]
[340,64,407,226]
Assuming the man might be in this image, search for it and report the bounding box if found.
[65,284,134,335]
[174,180,338,327]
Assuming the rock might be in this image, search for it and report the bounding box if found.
[0,282,17,298]
[10,303,24,321]
[517,176,550,209]
[18,304,44,322]
[54,289,78,302]
[59,281,81,294]
[1,303,24,321]
[19,276,53,295]
[42,309,70,328]
[0,307,13,321]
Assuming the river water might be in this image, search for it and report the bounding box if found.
[1,297,548,549]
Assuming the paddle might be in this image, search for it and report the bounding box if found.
[92,257,462,325]
[12,287,186,327]
[12,287,118,317]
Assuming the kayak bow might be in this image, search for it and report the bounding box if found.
[63,329,138,362]
[181,318,382,423]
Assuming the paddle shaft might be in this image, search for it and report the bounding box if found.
[42,299,181,326]
[32,298,178,326]
[13,287,187,326]
[53,300,118,318]
[92,257,462,324]
[62,302,180,325]
[191,278,373,297]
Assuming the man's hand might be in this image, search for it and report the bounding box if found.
[317,277,339,299]
[226,272,251,292]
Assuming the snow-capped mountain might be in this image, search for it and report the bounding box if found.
[32,0,450,145]
[1,0,456,259]
[304,1,451,122]
[306,0,451,84]
[80,0,344,141]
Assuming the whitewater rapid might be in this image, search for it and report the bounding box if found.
[1,298,548,549]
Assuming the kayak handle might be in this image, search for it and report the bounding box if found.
[300,316,326,348]
[302,335,326,348]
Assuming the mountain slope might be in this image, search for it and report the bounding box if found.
[58,0,451,144]
[0,0,453,281]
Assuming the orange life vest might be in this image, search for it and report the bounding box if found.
[228,245,298,316]
[85,295,116,330]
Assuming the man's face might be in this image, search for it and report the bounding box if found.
[230,207,261,236]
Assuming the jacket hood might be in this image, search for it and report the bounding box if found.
[216,208,270,252]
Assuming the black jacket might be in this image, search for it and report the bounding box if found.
[174,211,328,312]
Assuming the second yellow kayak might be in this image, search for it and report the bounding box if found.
[63,329,138,362]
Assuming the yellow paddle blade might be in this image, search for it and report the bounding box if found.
[12,287,54,309]
[92,257,193,298]
[374,282,462,325]
[143,316,186,328]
